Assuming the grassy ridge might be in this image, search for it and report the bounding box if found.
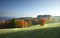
[0,22,60,38]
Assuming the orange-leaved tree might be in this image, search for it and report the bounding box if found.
[39,18,46,26]
[16,20,29,27]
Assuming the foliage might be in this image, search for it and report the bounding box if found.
[10,19,16,28]
[27,21,32,26]
[4,21,11,28]
[16,20,21,27]
[0,21,5,28]
[39,18,46,26]
[16,20,29,27]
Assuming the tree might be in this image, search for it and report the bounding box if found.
[5,21,11,28]
[16,20,29,28]
[27,21,32,26]
[10,19,16,28]
[39,18,46,26]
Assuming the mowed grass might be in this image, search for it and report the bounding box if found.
[0,22,60,38]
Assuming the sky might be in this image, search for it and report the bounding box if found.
[0,0,60,17]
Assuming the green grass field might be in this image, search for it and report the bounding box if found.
[0,22,60,38]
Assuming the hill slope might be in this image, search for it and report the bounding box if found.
[0,22,60,38]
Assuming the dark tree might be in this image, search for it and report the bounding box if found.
[10,19,16,28]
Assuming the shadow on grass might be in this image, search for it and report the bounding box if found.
[0,27,60,38]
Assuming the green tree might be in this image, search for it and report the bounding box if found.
[10,19,16,28]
